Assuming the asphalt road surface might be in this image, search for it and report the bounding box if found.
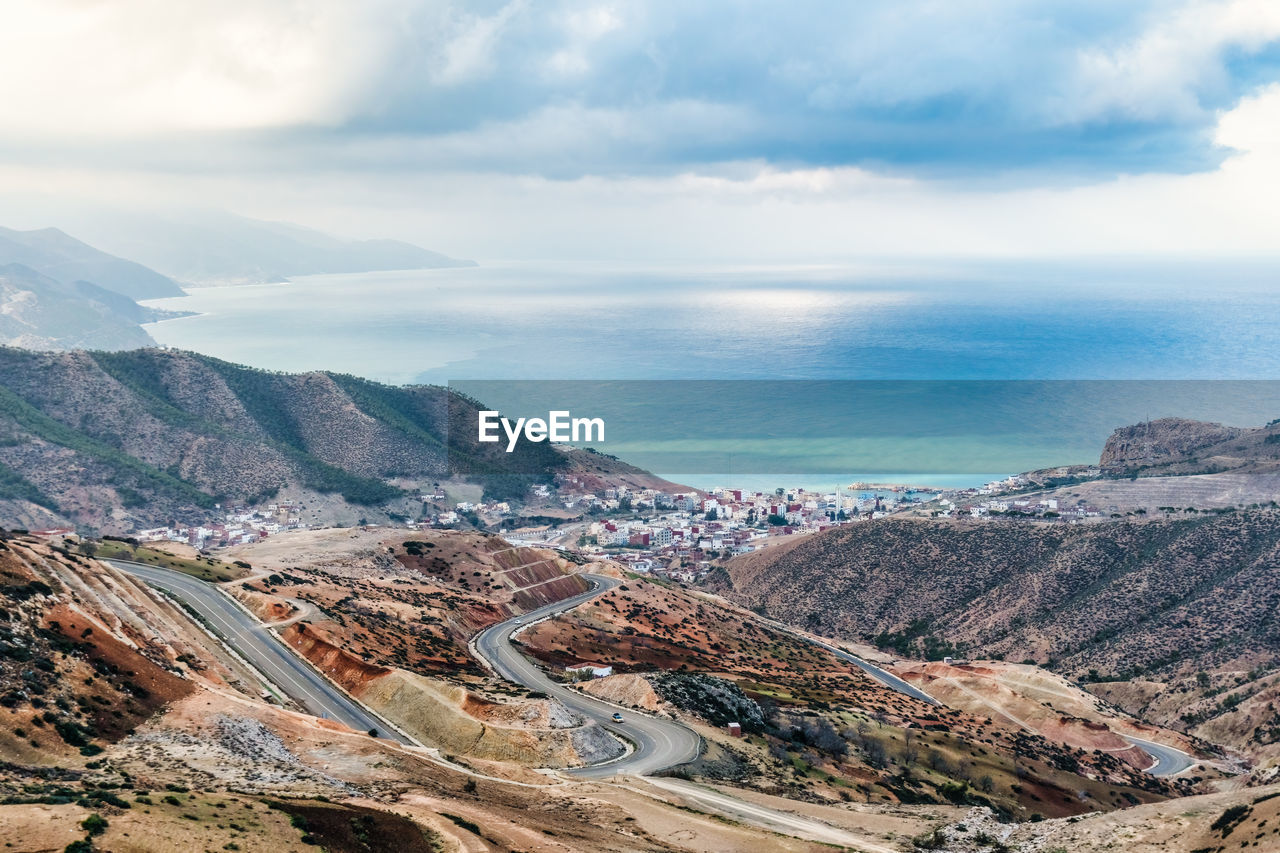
[1125,735,1196,776]
[752,613,942,706]
[473,573,703,778]
[809,637,942,706]
[643,777,897,852]
[107,559,408,744]
[813,634,1193,777]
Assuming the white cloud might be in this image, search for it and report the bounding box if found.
[1,2,1280,265]
[1061,0,1280,125]
[0,0,389,135]
[427,0,527,86]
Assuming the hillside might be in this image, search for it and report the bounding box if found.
[0,347,569,533]
[0,218,476,350]
[5,528,896,852]
[0,224,196,350]
[555,445,693,497]
[0,264,157,352]
[705,512,1280,764]
[520,575,1183,819]
[1100,416,1280,475]
[0,226,182,300]
[70,210,476,286]
[1009,417,1280,513]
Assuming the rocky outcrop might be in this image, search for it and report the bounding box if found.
[1101,418,1248,470]
[650,672,766,732]
[579,673,663,711]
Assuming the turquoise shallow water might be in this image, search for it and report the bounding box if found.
[143,261,1280,485]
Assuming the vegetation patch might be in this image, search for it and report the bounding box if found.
[94,540,247,582]
[263,800,446,853]
[650,672,767,732]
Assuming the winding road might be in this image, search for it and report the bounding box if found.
[812,637,941,706]
[106,558,410,744]
[747,611,941,706]
[112,554,1189,786]
[111,559,892,849]
[107,553,1188,852]
[1124,734,1196,776]
[472,572,704,778]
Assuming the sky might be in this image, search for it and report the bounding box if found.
[2,0,1280,261]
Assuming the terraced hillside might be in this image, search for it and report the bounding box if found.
[228,528,591,676]
[1,528,871,852]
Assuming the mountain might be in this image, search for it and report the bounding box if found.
[0,347,567,533]
[1100,416,1280,475]
[707,513,1280,679]
[0,225,195,351]
[0,225,182,299]
[0,264,157,352]
[0,525,1188,851]
[705,414,1280,766]
[0,217,475,349]
[70,210,476,285]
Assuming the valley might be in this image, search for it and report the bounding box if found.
[2,416,1280,852]
[7,5,1280,849]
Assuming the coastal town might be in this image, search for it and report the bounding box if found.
[92,465,1123,587]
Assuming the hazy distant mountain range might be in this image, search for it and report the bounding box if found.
[0,225,183,300]
[0,264,160,351]
[0,215,474,350]
[0,224,192,350]
[69,210,476,286]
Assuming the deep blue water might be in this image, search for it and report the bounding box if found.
[144,260,1280,383]
[143,260,1280,486]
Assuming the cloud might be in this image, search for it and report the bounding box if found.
[3,1,1280,179]
[1055,0,1280,127]
[0,1,398,135]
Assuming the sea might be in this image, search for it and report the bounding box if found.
[141,260,1280,491]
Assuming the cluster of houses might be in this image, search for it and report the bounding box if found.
[574,484,934,581]
[134,502,307,549]
[945,497,1107,520]
[420,499,513,528]
[941,472,1108,521]
[117,469,1117,561]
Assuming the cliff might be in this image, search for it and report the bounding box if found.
[1099,417,1280,475]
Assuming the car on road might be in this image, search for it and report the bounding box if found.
[611,712,624,723]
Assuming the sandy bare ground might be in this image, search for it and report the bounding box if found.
[1008,781,1280,852]
[224,526,396,567]
[551,781,852,853]
[1028,468,1280,511]
[639,777,928,851]
[894,659,1196,767]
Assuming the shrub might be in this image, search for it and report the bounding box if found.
[80,814,108,836]
[650,672,767,732]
